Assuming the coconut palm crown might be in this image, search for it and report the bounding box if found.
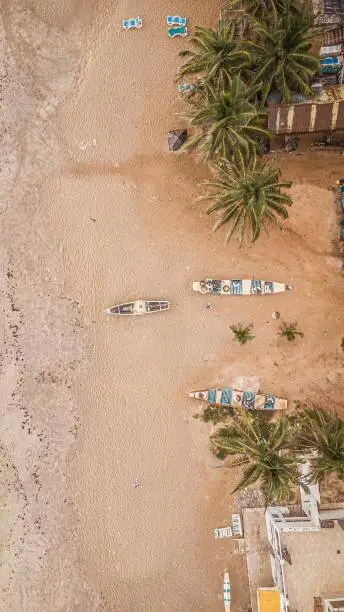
[211,412,300,505]
[185,77,269,160]
[198,150,292,243]
[244,4,319,104]
[296,408,344,483]
[178,19,251,91]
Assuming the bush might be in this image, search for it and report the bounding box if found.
[194,404,234,424]
[279,321,304,342]
[230,322,255,345]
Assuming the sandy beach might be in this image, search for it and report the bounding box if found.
[1,0,344,610]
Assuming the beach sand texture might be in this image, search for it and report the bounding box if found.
[1,0,344,610]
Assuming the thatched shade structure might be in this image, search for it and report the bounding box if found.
[168,129,187,151]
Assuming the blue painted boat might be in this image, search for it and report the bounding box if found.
[189,388,287,410]
[192,279,292,295]
[224,571,231,612]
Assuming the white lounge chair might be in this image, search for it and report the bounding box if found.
[122,17,142,30]
[232,514,243,538]
[167,15,187,26]
[214,526,233,539]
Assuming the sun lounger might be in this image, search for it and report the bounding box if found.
[178,83,194,93]
[320,56,341,74]
[231,514,243,538]
[122,17,142,30]
[168,25,188,38]
[214,526,233,539]
[167,15,187,26]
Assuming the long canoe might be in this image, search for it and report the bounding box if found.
[224,571,231,612]
[189,388,287,411]
[105,300,169,315]
[192,279,292,295]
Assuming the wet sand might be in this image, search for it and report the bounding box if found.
[1,0,344,610]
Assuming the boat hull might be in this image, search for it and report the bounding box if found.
[192,279,292,295]
[105,300,169,315]
[189,388,287,411]
[224,572,231,612]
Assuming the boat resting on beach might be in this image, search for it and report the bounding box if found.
[105,300,169,315]
[192,278,292,295]
[224,571,231,612]
[189,388,287,411]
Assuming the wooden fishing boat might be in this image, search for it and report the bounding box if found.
[189,388,287,411]
[105,300,169,315]
[192,278,292,295]
[224,571,231,612]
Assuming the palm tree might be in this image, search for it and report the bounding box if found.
[244,0,308,18]
[211,412,300,504]
[185,77,269,159]
[244,3,319,104]
[296,408,344,483]
[198,150,292,243]
[177,19,251,91]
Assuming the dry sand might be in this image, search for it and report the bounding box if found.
[1,0,344,610]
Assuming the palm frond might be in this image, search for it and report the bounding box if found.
[198,154,292,243]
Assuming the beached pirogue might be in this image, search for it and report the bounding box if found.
[224,571,231,612]
[105,300,169,315]
[189,388,287,410]
[192,278,292,295]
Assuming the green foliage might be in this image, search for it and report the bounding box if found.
[279,321,304,342]
[194,404,233,424]
[243,2,319,104]
[178,19,251,91]
[230,322,255,344]
[296,408,344,483]
[198,150,292,243]
[211,412,300,504]
[184,77,269,160]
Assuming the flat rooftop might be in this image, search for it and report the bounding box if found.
[243,508,274,612]
[282,522,344,611]
[243,509,344,612]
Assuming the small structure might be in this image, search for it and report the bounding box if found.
[312,0,344,24]
[324,24,344,46]
[244,462,344,612]
[268,100,344,134]
[168,129,187,151]
[257,588,281,612]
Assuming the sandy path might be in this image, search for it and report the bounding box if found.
[1,0,344,610]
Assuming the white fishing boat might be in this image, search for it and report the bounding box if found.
[105,300,169,315]
[224,571,231,612]
[192,278,292,295]
[189,387,287,411]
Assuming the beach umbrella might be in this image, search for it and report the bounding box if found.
[168,129,187,151]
